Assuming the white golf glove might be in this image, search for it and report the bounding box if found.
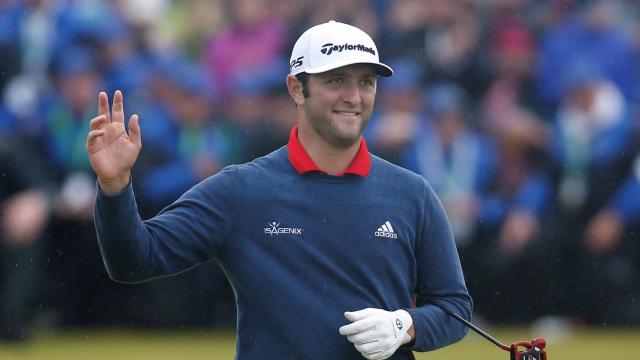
[338,308,413,360]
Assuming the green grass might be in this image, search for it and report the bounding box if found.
[0,327,638,359]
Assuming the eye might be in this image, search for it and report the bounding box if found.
[329,77,343,85]
[360,78,375,87]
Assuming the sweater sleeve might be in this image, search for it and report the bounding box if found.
[405,180,472,351]
[94,166,237,284]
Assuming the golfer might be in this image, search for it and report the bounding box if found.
[87,21,471,360]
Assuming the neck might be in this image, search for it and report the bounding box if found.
[297,123,361,176]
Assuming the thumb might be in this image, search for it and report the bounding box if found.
[128,114,142,148]
[344,308,380,322]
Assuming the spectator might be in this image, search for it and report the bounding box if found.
[204,0,287,98]
[0,0,61,133]
[550,68,635,215]
[484,18,548,121]
[307,0,381,39]
[240,84,297,161]
[400,82,498,248]
[1,135,54,341]
[367,58,426,163]
[471,128,553,324]
[153,0,227,58]
[584,154,640,256]
[135,60,242,214]
[546,64,637,325]
[382,0,491,98]
[35,46,120,327]
[537,0,640,107]
[576,151,640,325]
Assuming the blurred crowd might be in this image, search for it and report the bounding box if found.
[1,0,640,341]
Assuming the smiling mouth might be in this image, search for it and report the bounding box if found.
[333,111,360,116]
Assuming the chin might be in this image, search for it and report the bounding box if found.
[328,131,362,148]
[308,112,368,148]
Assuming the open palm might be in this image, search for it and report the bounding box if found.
[86,90,141,194]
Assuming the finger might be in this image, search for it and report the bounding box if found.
[355,341,383,356]
[87,129,106,143]
[111,90,124,123]
[98,91,111,122]
[347,330,378,345]
[339,319,376,336]
[128,114,142,148]
[90,115,108,130]
[345,308,379,322]
[367,348,393,360]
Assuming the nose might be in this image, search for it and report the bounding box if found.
[341,83,361,105]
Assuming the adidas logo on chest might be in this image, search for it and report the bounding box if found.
[375,221,398,239]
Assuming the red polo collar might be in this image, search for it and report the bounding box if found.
[287,126,371,177]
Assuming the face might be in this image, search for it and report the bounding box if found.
[59,71,100,114]
[300,64,377,148]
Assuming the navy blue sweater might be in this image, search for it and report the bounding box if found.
[95,146,471,359]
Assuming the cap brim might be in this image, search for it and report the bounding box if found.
[303,61,393,77]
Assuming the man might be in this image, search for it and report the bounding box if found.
[87,21,471,359]
[1,135,53,341]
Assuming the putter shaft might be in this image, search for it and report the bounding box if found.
[431,302,510,351]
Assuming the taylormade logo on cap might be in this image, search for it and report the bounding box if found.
[289,21,393,77]
[320,43,376,56]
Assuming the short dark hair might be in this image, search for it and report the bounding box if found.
[295,73,310,98]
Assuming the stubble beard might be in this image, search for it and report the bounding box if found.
[307,110,369,149]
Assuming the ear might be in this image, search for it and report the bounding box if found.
[286,74,305,106]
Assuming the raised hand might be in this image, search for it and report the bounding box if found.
[86,90,141,195]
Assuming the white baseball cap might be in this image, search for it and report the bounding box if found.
[289,21,393,77]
